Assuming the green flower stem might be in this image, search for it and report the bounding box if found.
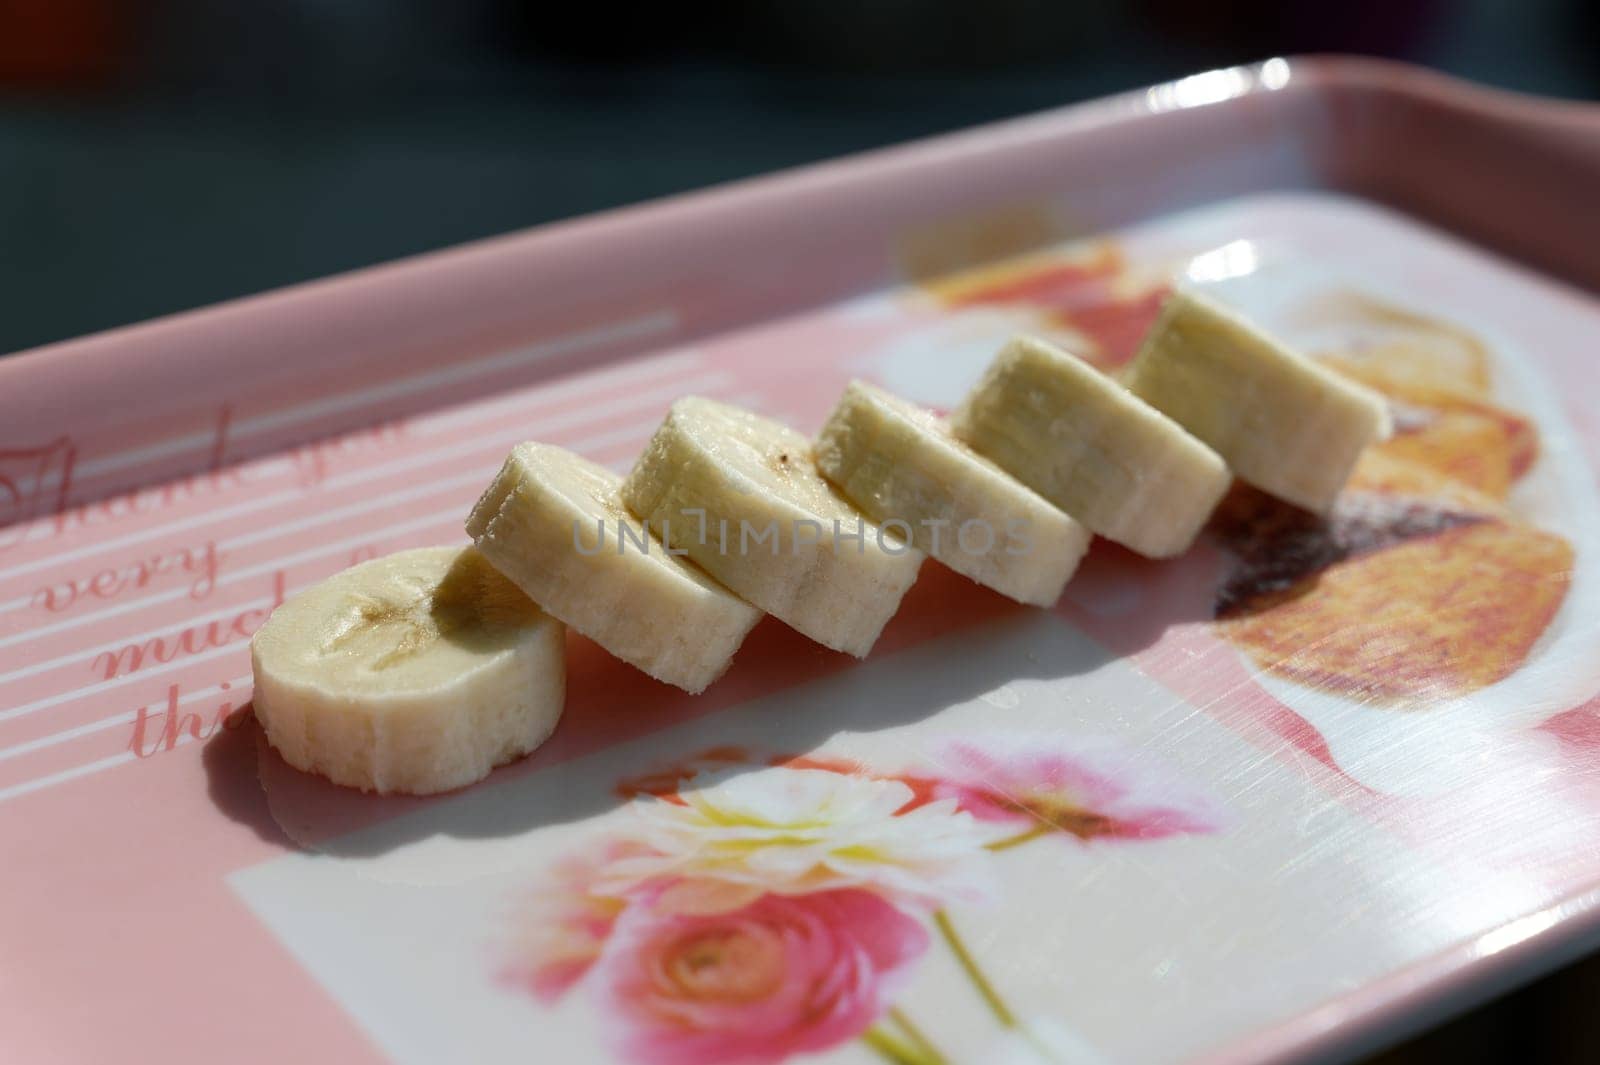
[860,1024,932,1065]
[934,909,1018,1029]
[986,824,1054,851]
[888,1005,949,1065]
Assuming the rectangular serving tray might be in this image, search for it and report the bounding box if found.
[3,57,1600,1065]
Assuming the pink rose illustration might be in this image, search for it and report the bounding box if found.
[501,838,660,1001]
[506,736,1229,1061]
[928,732,1229,845]
[592,888,928,1065]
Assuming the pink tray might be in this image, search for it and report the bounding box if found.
[4,57,1600,1065]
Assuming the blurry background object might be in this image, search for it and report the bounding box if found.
[0,0,119,88]
[0,0,1595,355]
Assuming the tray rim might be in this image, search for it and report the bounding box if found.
[4,54,1598,373]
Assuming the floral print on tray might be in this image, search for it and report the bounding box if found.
[502,734,1228,1065]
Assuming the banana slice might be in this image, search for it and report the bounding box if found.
[251,546,565,795]
[622,397,923,657]
[815,380,1090,605]
[467,443,761,694]
[951,335,1230,558]
[1125,288,1392,514]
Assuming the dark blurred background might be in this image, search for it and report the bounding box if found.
[1,0,1598,356]
[2,5,1599,1055]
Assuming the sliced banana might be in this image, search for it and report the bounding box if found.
[1125,288,1392,514]
[250,546,565,795]
[467,443,761,694]
[622,397,923,657]
[815,379,1090,606]
[951,335,1230,558]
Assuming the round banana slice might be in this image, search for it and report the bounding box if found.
[952,335,1230,559]
[251,546,565,795]
[622,397,923,657]
[467,443,761,694]
[1125,288,1392,514]
[816,380,1090,606]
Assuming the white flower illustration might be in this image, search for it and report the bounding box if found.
[603,766,1001,910]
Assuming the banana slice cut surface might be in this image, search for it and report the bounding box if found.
[816,379,1090,606]
[468,443,760,694]
[622,397,923,657]
[1125,288,1392,514]
[250,546,565,795]
[952,336,1230,558]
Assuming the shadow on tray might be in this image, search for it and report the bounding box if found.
[201,546,1215,857]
